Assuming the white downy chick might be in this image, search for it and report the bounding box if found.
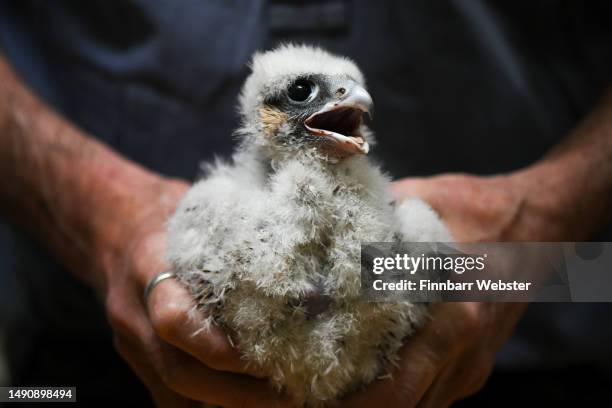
[166,44,452,406]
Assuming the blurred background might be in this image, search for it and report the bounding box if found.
[0,222,18,386]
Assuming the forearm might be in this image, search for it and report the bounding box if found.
[0,56,179,293]
[510,88,612,240]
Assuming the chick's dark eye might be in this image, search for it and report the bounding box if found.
[287,79,315,102]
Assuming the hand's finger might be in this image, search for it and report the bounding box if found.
[425,302,526,407]
[109,274,287,407]
[146,276,258,376]
[130,232,172,285]
[391,178,439,205]
[147,340,293,408]
[416,350,494,408]
[391,177,461,224]
[341,311,452,406]
[128,232,259,376]
[117,285,290,407]
[406,303,494,408]
[341,303,481,407]
[340,337,444,407]
[109,231,286,406]
[414,364,454,408]
[113,334,199,408]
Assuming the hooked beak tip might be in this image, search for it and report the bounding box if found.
[341,85,373,116]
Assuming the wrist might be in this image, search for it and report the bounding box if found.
[507,158,589,241]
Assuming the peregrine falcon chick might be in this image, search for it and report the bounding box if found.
[166,44,451,406]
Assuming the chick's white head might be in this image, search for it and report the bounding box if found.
[238,44,373,160]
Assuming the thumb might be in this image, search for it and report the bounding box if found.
[391,177,448,216]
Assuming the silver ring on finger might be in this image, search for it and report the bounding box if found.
[143,271,176,303]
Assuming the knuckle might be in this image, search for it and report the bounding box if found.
[149,301,188,340]
[105,292,132,334]
[396,384,420,407]
[381,373,422,407]
[154,352,182,389]
[199,337,235,369]
[457,303,485,334]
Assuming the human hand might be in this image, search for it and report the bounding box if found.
[340,301,525,407]
[0,56,290,407]
[95,178,290,407]
[339,172,546,407]
[391,172,570,242]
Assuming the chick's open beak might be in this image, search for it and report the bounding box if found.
[304,84,373,155]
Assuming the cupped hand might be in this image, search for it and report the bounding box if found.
[339,172,545,407]
[341,301,526,408]
[95,178,290,407]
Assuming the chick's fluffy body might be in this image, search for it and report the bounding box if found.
[167,45,451,406]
